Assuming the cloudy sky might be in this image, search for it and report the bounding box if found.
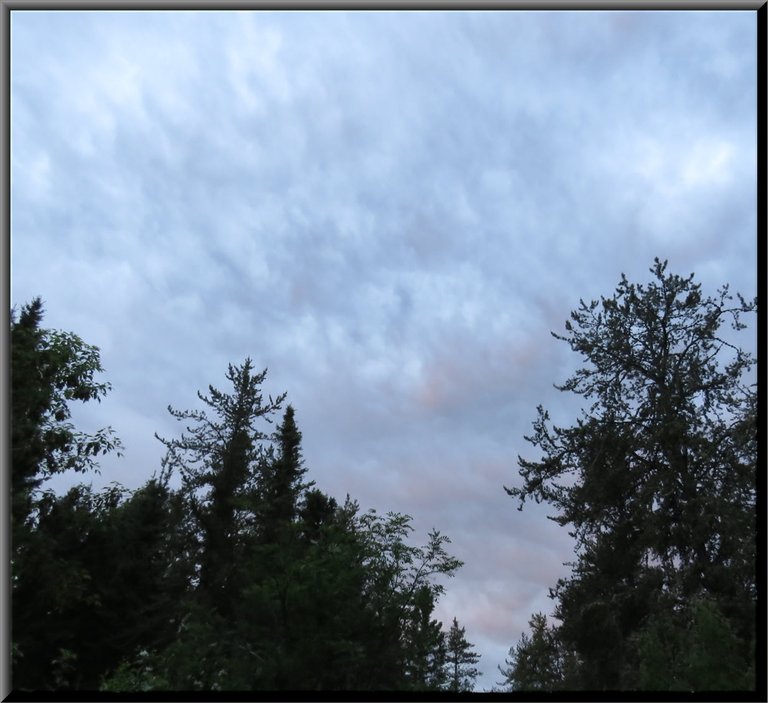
[11,10,757,691]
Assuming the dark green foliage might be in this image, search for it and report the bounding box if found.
[504,260,756,691]
[11,299,128,690]
[141,489,463,691]
[11,305,468,692]
[11,298,122,538]
[627,596,754,690]
[444,616,481,692]
[351,510,464,689]
[123,360,463,691]
[497,613,570,691]
[155,358,287,614]
[12,479,188,690]
[17,477,188,689]
[237,494,374,690]
[256,404,315,544]
[99,649,169,692]
[402,586,447,690]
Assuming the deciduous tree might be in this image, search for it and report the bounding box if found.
[11,299,124,689]
[11,297,121,535]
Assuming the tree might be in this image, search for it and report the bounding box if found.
[155,358,286,614]
[245,491,373,690]
[353,510,463,689]
[256,404,315,544]
[10,298,124,689]
[84,477,190,684]
[402,586,447,690]
[505,259,756,689]
[444,617,481,692]
[149,360,467,691]
[628,596,754,691]
[497,613,571,691]
[13,477,189,691]
[11,297,122,536]
[132,360,290,691]
[100,649,170,692]
[11,319,472,692]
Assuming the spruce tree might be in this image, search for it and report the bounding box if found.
[402,586,447,690]
[257,404,314,544]
[444,617,481,692]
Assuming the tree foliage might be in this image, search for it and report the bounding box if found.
[257,404,315,544]
[154,359,287,614]
[628,596,754,691]
[10,301,479,692]
[11,298,122,532]
[497,613,572,691]
[12,476,189,690]
[11,299,130,689]
[444,616,481,692]
[504,259,756,690]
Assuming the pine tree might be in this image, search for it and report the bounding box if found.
[155,359,286,615]
[506,259,756,689]
[444,617,481,692]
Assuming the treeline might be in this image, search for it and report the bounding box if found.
[11,257,758,693]
[496,259,758,692]
[11,299,481,692]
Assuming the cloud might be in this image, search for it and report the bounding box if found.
[10,10,756,691]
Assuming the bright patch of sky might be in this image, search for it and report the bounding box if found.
[11,9,757,691]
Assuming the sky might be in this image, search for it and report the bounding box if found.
[10,10,758,691]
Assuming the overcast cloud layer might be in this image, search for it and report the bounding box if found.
[11,10,757,690]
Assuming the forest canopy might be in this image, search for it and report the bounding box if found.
[10,298,479,692]
[10,258,758,693]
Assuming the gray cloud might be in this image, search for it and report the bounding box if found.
[11,10,756,690]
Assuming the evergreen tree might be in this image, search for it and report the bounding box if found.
[402,586,447,690]
[255,492,373,690]
[89,476,190,681]
[497,613,572,691]
[298,488,341,545]
[257,404,315,544]
[628,596,755,691]
[155,358,286,615]
[505,260,756,689]
[13,477,189,691]
[11,307,471,692]
[444,617,481,692]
